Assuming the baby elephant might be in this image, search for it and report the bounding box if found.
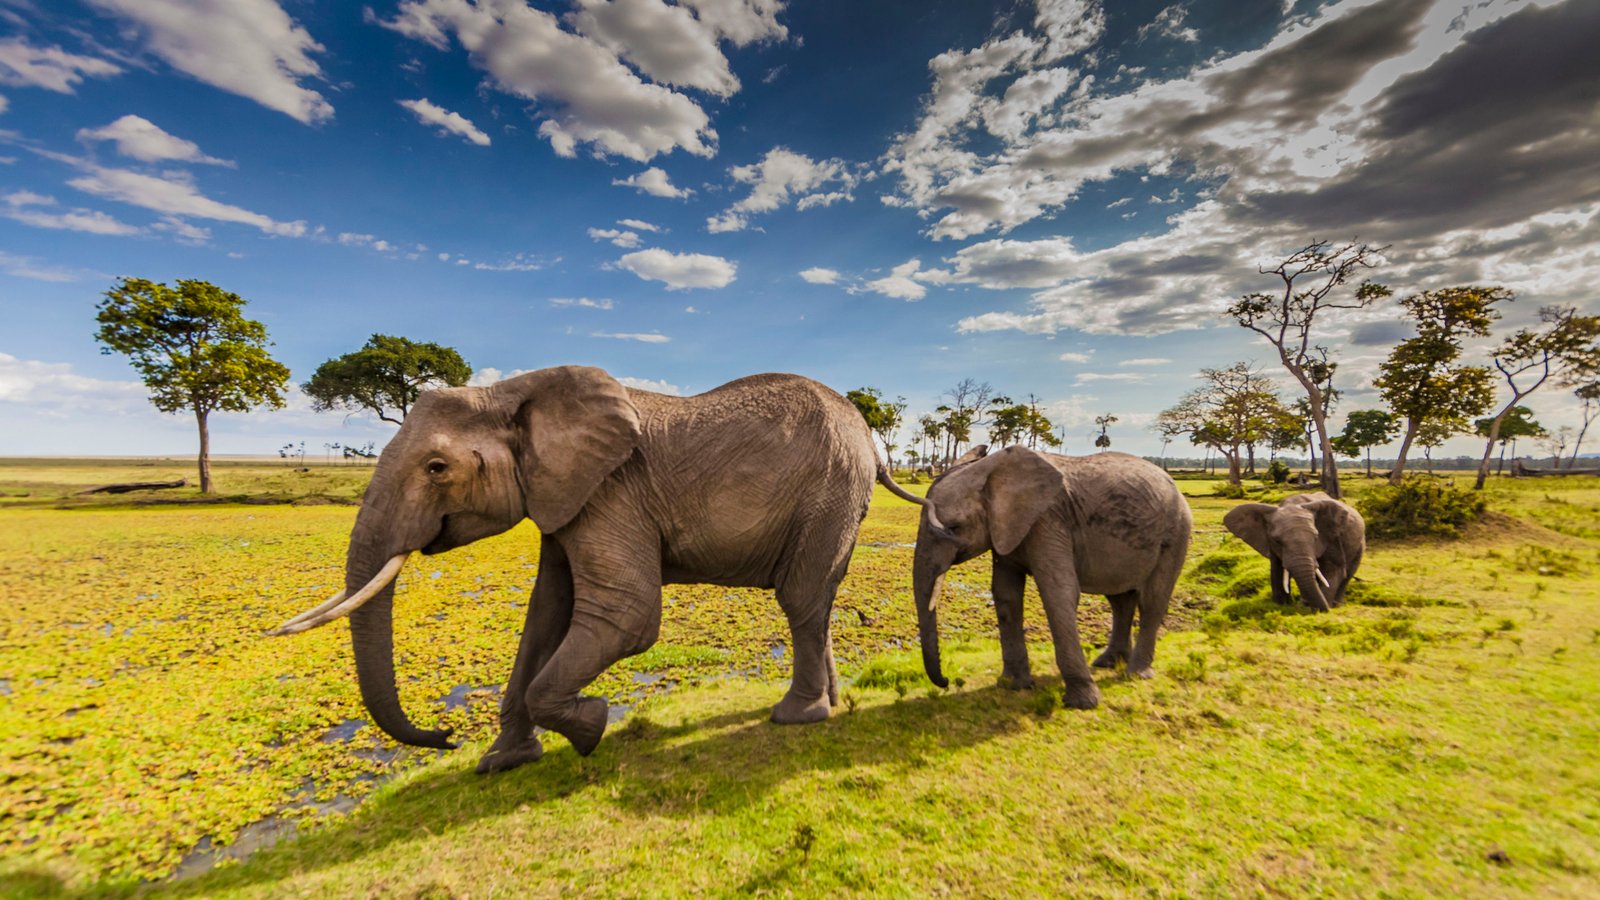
[1222,492,1365,611]
[906,446,1191,710]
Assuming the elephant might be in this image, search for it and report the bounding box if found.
[904,445,1192,710]
[1222,491,1365,611]
[272,366,930,773]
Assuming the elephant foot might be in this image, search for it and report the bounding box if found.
[1128,666,1155,680]
[1091,648,1128,669]
[771,690,831,725]
[999,672,1036,691]
[475,735,545,775]
[1061,679,1101,710]
[559,697,609,757]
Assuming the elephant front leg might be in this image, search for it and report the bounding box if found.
[1269,555,1291,605]
[478,537,574,775]
[992,558,1035,689]
[1033,556,1100,710]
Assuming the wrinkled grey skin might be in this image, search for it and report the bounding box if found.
[332,366,894,773]
[1223,492,1365,612]
[912,446,1192,710]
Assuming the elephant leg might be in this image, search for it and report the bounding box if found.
[771,528,854,724]
[521,581,662,757]
[992,558,1034,689]
[1032,558,1099,710]
[1128,546,1182,678]
[1093,590,1136,670]
[478,537,574,774]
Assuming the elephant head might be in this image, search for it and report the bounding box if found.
[1222,495,1358,612]
[270,365,640,747]
[912,445,1067,688]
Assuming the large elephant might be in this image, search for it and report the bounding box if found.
[1222,491,1364,611]
[905,446,1191,710]
[273,366,926,773]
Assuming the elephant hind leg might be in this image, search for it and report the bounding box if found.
[770,519,856,725]
[1127,556,1181,679]
[1092,590,1137,670]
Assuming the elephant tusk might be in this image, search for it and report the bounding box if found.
[268,554,408,636]
[1283,570,1292,594]
[1315,569,1331,588]
[927,579,942,613]
[272,588,348,630]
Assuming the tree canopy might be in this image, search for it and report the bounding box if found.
[94,277,289,493]
[846,387,908,463]
[302,334,472,425]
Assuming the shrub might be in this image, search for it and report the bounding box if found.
[1358,479,1486,539]
[1263,459,1291,485]
[1212,482,1248,499]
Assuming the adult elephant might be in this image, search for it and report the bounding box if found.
[906,446,1191,710]
[273,366,925,773]
[1222,491,1365,611]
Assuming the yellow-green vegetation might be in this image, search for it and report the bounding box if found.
[2,461,1599,896]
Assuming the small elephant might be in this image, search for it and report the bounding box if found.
[903,446,1192,710]
[1222,492,1365,611]
[273,366,926,773]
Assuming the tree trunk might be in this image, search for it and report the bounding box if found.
[1245,443,1256,475]
[1225,447,1242,485]
[1474,413,1506,490]
[195,408,213,494]
[1365,447,1373,477]
[1569,413,1593,469]
[1389,418,1420,485]
[1307,386,1341,499]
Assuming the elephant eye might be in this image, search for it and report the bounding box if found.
[426,459,448,476]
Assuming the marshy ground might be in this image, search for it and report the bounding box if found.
[2,459,1598,896]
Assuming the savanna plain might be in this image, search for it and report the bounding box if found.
[2,458,1598,897]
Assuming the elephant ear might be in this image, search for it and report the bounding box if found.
[983,447,1067,556]
[1223,503,1278,558]
[1306,498,1363,559]
[951,444,990,468]
[500,366,641,533]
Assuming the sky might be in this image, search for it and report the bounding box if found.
[1,0,1597,460]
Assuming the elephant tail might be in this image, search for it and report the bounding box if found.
[876,463,957,541]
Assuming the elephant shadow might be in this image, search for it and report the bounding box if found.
[165,678,1063,895]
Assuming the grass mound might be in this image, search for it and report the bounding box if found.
[1358,479,1486,539]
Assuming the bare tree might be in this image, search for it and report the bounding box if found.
[1474,305,1600,487]
[1228,240,1390,498]
[1570,383,1600,468]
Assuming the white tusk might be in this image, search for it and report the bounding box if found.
[928,579,943,613]
[269,554,408,635]
[275,588,348,630]
[1283,570,1292,594]
[1315,569,1331,588]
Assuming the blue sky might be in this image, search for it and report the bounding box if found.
[1,0,1596,459]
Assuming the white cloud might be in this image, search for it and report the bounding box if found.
[76,115,232,165]
[549,296,614,309]
[473,252,552,272]
[0,93,7,114]
[615,375,681,394]
[60,164,303,236]
[0,352,147,410]
[1074,372,1149,385]
[0,37,122,92]
[617,248,736,289]
[381,0,718,161]
[2,200,142,236]
[614,167,693,198]
[1057,351,1093,363]
[618,218,661,232]
[679,0,788,45]
[799,267,840,285]
[707,147,857,233]
[588,227,642,248]
[1118,357,1172,366]
[0,251,108,283]
[1137,6,1199,44]
[85,0,333,124]
[864,259,929,301]
[398,97,491,146]
[592,330,671,343]
[152,217,211,243]
[568,0,739,96]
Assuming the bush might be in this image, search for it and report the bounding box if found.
[1357,479,1486,539]
[1263,459,1291,485]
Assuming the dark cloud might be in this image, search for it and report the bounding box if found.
[1348,320,1414,347]
[1108,252,1231,277]
[1240,0,1600,238]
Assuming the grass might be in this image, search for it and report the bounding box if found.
[2,460,1599,896]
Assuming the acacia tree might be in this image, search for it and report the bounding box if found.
[303,334,471,425]
[1228,240,1390,498]
[1331,409,1399,477]
[936,379,992,465]
[95,278,289,494]
[1093,413,1118,451]
[1472,305,1600,488]
[1156,363,1285,485]
[1569,383,1600,468]
[1373,287,1500,484]
[1474,406,1544,476]
[847,387,907,464]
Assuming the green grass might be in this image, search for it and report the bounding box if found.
[2,460,1599,896]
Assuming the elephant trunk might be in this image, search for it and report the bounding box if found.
[345,488,456,749]
[1286,556,1331,612]
[913,544,952,688]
